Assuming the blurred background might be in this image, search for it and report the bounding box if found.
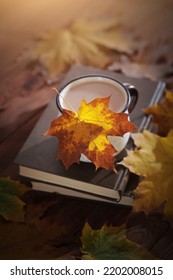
[0,0,173,79]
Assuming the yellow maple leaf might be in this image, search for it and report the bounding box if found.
[144,90,173,136]
[121,130,173,224]
[45,96,137,171]
[31,18,136,78]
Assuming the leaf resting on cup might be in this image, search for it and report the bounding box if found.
[44,96,137,171]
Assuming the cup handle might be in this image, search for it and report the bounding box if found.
[123,83,138,113]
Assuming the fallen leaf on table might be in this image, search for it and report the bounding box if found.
[121,130,173,226]
[0,68,51,143]
[144,90,173,136]
[108,55,173,81]
[0,221,61,260]
[0,178,29,222]
[45,96,137,171]
[81,223,155,259]
[30,18,137,79]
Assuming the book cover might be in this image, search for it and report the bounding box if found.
[15,65,165,205]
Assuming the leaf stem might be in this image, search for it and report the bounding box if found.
[52,87,78,115]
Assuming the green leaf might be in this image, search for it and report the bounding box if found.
[81,223,155,260]
[0,178,29,222]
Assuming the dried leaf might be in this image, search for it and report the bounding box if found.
[0,178,29,222]
[0,221,60,260]
[0,192,81,260]
[45,97,136,171]
[144,90,173,136]
[31,18,137,78]
[108,55,173,81]
[122,130,173,225]
[81,223,155,259]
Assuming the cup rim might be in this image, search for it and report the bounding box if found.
[56,74,131,113]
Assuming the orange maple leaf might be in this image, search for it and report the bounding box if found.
[45,97,137,171]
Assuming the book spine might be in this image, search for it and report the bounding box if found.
[139,81,165,132]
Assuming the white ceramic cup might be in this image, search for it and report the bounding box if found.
[56,75,138,160]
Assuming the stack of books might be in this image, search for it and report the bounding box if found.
[15,65,165,206]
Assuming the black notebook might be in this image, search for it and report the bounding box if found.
[15,65,165,206]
